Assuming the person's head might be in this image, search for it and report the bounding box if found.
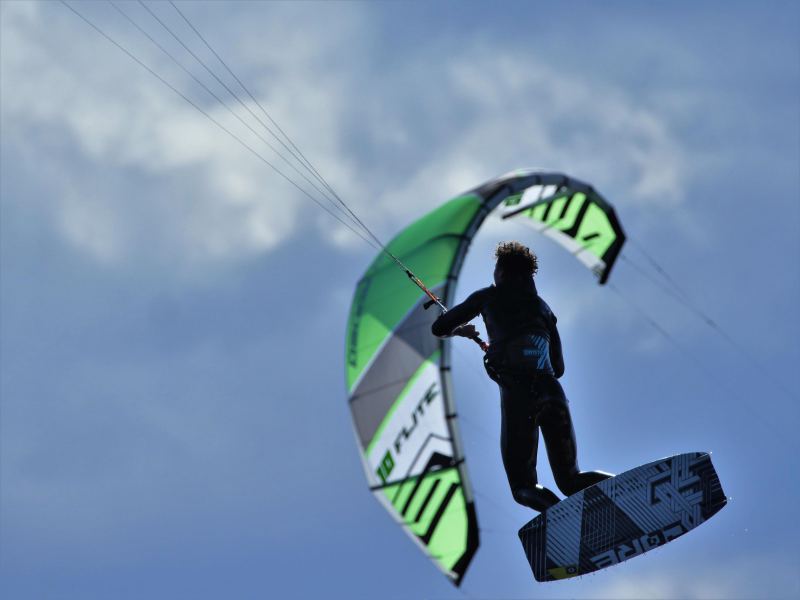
[494,241,538,285]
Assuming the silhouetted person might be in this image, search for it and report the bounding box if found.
[432,241,611,511]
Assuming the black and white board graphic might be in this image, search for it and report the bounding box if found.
[518,452,727,582]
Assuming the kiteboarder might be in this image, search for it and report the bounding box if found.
[432,241,612,511]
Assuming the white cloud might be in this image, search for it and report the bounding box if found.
[1,1,358,273]
[58,187,125,264]
[1,1,692,274]
[589,553,800,599]
[371,46,689,226]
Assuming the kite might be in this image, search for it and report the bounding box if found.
[344,170,625,585]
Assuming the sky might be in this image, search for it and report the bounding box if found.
[1,1,799,599]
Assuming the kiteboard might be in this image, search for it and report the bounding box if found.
[518,451,726,582]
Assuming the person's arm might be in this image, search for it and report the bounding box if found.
[431,290,485,338]
[549,314,565,378]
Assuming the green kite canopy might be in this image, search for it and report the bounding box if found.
[345,170,625,586]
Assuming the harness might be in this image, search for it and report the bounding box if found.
[483,333,554,386]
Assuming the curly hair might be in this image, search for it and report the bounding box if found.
[495,241,538,278]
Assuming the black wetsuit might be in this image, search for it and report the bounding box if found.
[431,277,611,511]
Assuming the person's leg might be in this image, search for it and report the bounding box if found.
[500,380,560,511]
[536,378,613,497]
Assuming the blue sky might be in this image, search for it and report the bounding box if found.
[1,1,798,598]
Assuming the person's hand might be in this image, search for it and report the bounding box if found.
[453,324,478,339]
